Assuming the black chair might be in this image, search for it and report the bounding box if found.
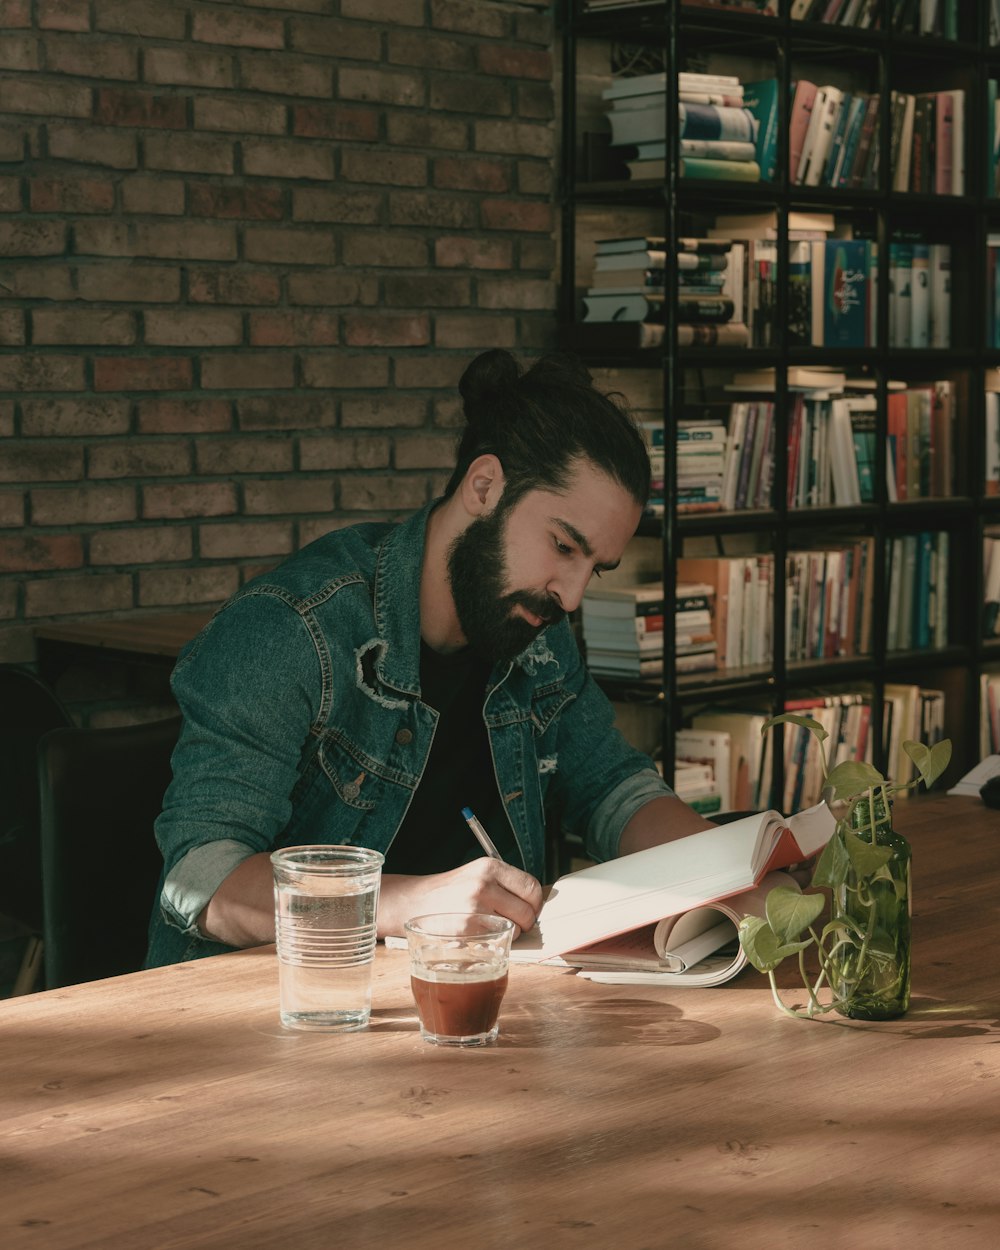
[0,666,73,935]
[37,716,181,989]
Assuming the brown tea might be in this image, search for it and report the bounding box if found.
[410,968,508,1040]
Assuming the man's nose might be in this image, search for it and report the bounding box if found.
[547,566,593,616]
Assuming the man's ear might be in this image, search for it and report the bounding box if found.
[460,453,505,516]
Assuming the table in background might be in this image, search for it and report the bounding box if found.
[33,610,214,684]
[1,795,998,1249]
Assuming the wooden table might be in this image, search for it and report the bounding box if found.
[1,795,998,1249]
[34,610,214,683]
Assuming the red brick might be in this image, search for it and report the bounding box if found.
[517,81,554,121]
[517,159,554,196]
[31,484,136,526]
[434,157,509,192]
[39,1,91,32]
[477,276,554,311]
[0,354,85,391]
[0,310,26,345]
[188,268,280,306]
[341,231,426,267]
[201,353,295,390]
[340,0,423,23]
[96,87,187,129]
[193,95,286,135]
[519,236,556,270]
[142,482,236,519]
[0,445,83,484]
[292,104,379,142]
[298,434,390,471]
[0,0,30,27]
[287,272,377,307]
[339,476,427,512]
[138,565,238,608]
[0,131,25,162]
[247,312,338,348]
[94,0,186,39]
[0,401,12,436]
[144,133,234,175]
[292,188,380,224]
[287,16,380,60]
[25,572,132,618]
[237,394,337,430]
[0,221,65,256]
[144,46,235,89]
[345,311,430,347]
[340,395,427,429]
[90,525,193,566]
[200,521,292,560]
[389,191,475,229]
[31,310,136,347]
[430,74,511,117]
[339,67,425,108]
[0,264,74,300]
[238,53,331,99]
[192,10,284,49]
[45,34,138,79]
[394,355,466,388]
[136,398,232,434]
[0,35,39,70]
[0,176,21,212]
[243,139,333,182]
[434,235,512,269]
[387,113,467,151]
[0,79,90,118]
[0,490,25,528]
[340,148,426,187]
[478,44,550,80]
[244,227,334,265]
[188,183,284,221]
[300,354,389,389]
[434,313,516,349]
[121,176,185,215]
[244,480,334,515]
[394,434,457,470]
[47,124,137,169]
[76,263,180,302]
[195,439,293,475]
[76,219,237,260]
[21,402,130,442]
[480,199,552,232]
[30,177,115,214]
[143,309,243,347]
[88,441,191,479]
[0,533,83,573]
[93,356,192,392]
[387,30,472,71]
[430,0,509,37]
[384,274,470,307]
[475,119,553,158]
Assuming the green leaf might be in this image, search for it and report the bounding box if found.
[902,738,952,790]
[843,830,894,877]
[823,759,885,801]
[738,915,811,973]
[761,713,828,744]
[764,886,825,944]
[811,830,850,890]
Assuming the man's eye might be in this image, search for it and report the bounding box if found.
[554,538,572,554]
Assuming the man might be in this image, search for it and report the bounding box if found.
[146,349,714,967]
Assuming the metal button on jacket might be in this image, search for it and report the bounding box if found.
[395,728,413,745]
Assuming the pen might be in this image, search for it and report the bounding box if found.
[461,806,503,861]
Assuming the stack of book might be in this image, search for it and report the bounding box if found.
[885,532,949,652]
[883,682,946,785]
[983,531,1000,640]
[985,380,1000,494]
[580,581,717,679]
[990,80,1000,197]
[580,236,750,351]
[891,0,959,38]
[889,89,965,195]
[779,691,873,813]
[887,239,951,348]
[785,539,875,661]
[787,237,878,348]
[789,81,881,190]
[584,0,776,11]
[689,708,771,811]
[601,70,763,184]
[676,555,774,671]
[984,236,1000,349]
[790,0,880,27]
[886,380,957,501]
[674,728,731,816]
[980,671,1000,757]
[785,390,878,508]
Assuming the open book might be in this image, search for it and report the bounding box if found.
[511,803,835,979]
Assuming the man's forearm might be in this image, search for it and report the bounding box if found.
[617,794,716,857]
[196,851,276,948]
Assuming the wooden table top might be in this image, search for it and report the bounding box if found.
[33,610,215,658]
[1,794,998,1249]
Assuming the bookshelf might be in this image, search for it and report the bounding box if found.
[558,0,1000,808]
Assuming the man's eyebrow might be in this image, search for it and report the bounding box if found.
[553,517,621,572]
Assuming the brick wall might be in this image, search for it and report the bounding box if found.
[0,0,556,720]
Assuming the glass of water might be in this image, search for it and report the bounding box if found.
[270,845,384,1032]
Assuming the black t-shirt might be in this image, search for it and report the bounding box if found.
[382,643,522,875]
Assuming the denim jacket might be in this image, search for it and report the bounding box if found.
[146,501,672,966]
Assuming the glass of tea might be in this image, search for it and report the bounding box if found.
[404,913,515,1046]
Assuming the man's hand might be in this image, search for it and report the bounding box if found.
[378,859,543,939]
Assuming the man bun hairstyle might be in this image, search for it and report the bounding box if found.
[445,348,651,510]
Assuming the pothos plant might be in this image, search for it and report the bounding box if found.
[738,714,952,1021]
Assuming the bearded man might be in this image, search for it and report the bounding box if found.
[146,350,714,966]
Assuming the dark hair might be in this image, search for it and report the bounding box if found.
[444,349,651,510]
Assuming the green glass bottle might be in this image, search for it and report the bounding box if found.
[833,790,911,1020]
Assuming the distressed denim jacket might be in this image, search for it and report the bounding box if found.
[146,501,672,967]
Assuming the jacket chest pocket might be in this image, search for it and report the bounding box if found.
[529,684,574,738]
[315,733,380,811]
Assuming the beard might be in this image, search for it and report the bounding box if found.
[446,502,565,665]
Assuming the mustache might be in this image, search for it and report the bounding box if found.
[504,590,565,627]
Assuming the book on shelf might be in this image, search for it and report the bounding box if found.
[510,803,836,965]
[742,77,779,181]
[691,708,770,811]
[796,84,844,186]
[725,365,847,392]
[788,80,819,180]
[676,727,732,811]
